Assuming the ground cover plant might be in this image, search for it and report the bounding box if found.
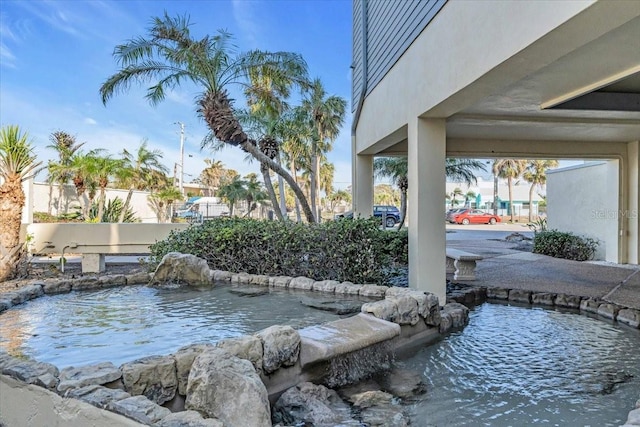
[149,217,408,285]
[533,230,598,261]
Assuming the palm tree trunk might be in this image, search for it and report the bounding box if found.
[0,178,26,281]
[315,155,322,222]
[119,188,134,223]
[277,155,287,219]
[261,163,284,221]
[309,152,318,222]
[97,188,106,222]
[508,177,514,222]
[398,190,407,229]
[290,161,302,222]
[47,183,53,215]
[528,183,535,222]
[57,184,64,215]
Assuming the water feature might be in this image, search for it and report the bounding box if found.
[0,284,368,367]
[396,303,640,426]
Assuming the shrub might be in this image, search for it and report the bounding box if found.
[533,230,598,261]
[149,217,408,285]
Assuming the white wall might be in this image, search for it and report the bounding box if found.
[33,183,161,223]
[547,161,619,262]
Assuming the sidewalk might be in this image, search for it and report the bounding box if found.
[448,239,640,310]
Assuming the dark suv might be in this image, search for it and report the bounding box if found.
[374,205,401,227]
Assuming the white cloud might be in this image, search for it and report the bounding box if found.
[232,0,261,46]
[84,117,98,125]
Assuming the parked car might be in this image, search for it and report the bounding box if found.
[334,205,401,228]
[446,208,467,223]
[451,209,500,225]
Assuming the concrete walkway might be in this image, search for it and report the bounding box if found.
[447,238,640,310]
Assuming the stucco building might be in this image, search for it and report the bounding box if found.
[351,0,640,302]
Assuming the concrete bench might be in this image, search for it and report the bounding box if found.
[446,248,483,282]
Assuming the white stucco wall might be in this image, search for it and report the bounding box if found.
[33,183,162,223]
[547,161,619,262]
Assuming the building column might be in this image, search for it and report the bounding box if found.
[408,118,446,304]
[628,141,639,264]
[352,145,374,219]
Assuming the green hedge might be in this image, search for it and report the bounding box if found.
[532,230,598,261]
[149,217,408,285]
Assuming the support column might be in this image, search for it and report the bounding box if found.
[82,254,105,273]
[408,118,446,304]
[628,141,639,264]
[352,146,374,219]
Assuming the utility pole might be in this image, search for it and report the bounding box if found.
[176,122,185,195]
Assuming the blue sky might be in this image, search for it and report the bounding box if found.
[0,0,353,188]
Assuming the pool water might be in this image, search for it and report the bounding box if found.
[0,284,364,367]
[399,303,640,426]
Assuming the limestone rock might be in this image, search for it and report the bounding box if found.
[58,361,122,393]
[377,368,426,398]
[157,411,224,427]
[361,299,397,322]
[212,270,232,282]
[555,293,582,308]
[71,276,101,291]
[351,390,407,427]
[359,284,388,298]
[151,252,213,287]
[597,303,619,320]
[67,385,131,408]
[580,298,601,314]
[121,355,178,404]
[508,289,531,303]
[335,282,363,295]
[215,335,264,374]
[107,395,171,425]
[173,343,214,396]
[439,311,453,333]
[627,408,640,425]
[289,276,316,290]
[386,295,419,325]
[125,271,152,285]
[250,274,270,286]
[486,287,509,300]
[272,382,358,426]
[618,308,640,328]
[2,360,59,389]
[313,280,340,293]
[531,292,556,306]
[299,297,362,315]
[185,348,271,427]
[43,279,72,294]
[231,272,251,284]
[98,274,127,288]
[441,302,469,329]
[0,297,12,312]
[256,325,300,374]
[270,276,292,288]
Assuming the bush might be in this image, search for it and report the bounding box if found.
[533,230,598,261]
[149,217,408,285]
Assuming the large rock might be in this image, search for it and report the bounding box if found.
[2,360,59,389]
[289,276,316,290]
[173,343,214,395]
[120,355,178,404]
[361,299,398,322]
[386,295,419,325]
[67,385,131,409]
[351,390,408,427]
[58,361,122,393]
[215,335,264,374]
[256,325,300,374]
[272,382,358,426]
[107,395,171,425]
[151,252,213,287]
[618,308,640,328]
[157,411,224,427]
[185,348,271,427]
[441,302,469,329]
[377,368,426,398]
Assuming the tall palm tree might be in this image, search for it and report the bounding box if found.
[450,187,463,208]
[46,131,84,215]
[149,184,183,223]
[198,159,226,196]
[100,13,316,222]
[327,189,351,213]
[446,158,487,186]
[0,125,41,281]
[85,154,124,222]
[374,157,409,228]
[118,140,168,222]
[523,159,558,221]
[300,78,346,221]
[493,159,527,222]
[280,110,313,222]
[242,173,268,217]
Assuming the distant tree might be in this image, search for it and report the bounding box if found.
[464,190,476,207]
[327,189,351,213]
[446,158,487,186]
[449,187,463,208]
[493,159,527,222]
[46,131,84,215]
[0,125,41,281]
[374,157,408,228]
[217,174,247,216]
[523,160,559,221]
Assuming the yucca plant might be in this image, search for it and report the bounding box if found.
[88,197,138,223]
[0,125,42,281]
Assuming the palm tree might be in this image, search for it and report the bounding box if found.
[46,131,84,215]
[118,140,168,222]
[327,189,351,213]
[374,157,409,228]
[198,159,226,196]
[300,78,346,221]
[0,125,41,281]
[523,159,558,221]
[280,110,313,222]
[149,184,183,223]
[464,190,476,207]
[217,174,247,216]
[493,159,527,222]
[100,14,316,222]
[242,173,268,217]
[450,187,463,208]
[446,158,487,186]
[85,154,124,222]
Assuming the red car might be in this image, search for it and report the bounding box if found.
[452,209,500,225]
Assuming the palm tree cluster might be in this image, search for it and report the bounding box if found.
[493,159,559,222]
[45,133,176,223]
[100,13,346,223]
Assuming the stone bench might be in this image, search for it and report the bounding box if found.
[446,248,483,282]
